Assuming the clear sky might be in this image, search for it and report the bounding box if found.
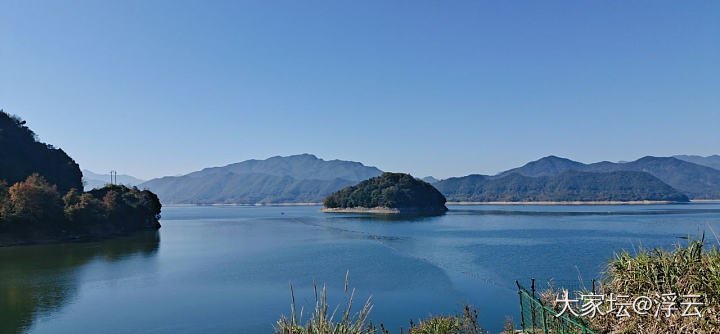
[1,1,718,180]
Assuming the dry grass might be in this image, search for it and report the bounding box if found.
[274,272,504,334]
[540,238,720,333]
[408,305,488,334]
[274,271,376,334]
[590,238,720,333]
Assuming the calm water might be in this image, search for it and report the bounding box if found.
[2,204,720,333]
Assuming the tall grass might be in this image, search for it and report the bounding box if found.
[274,271,376,334]
[540,237,720,333]
[273,272,505,334]
[590,237,720,333]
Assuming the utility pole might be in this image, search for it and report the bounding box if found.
[109,170,117,185]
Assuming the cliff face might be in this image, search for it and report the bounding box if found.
[323,172,448,214]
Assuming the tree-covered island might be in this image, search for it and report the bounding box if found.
[0,111,162,246]
[322,172,448,214]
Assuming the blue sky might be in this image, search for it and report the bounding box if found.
[1,1,718,180]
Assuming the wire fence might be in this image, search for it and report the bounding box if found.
[516,280,596,334]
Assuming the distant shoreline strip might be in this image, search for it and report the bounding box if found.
[446,200,680,205]
[162,200,719,207]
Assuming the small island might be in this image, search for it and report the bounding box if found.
[322,172,448,215]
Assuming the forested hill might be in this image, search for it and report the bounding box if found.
[496,155,720,199]
[435,170,689,202]
[0,111,162,245]
[0,111,82,193]
[323,172,447,212]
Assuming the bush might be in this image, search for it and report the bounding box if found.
[6,173,64,231]
[0,176,161,241]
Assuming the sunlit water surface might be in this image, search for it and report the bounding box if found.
[2,204,720,333]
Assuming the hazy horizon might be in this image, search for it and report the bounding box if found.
[2,1,718,180]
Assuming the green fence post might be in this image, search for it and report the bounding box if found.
[531,278,537,331]
[516,281,526,332]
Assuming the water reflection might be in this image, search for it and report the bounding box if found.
[0,231,160,334]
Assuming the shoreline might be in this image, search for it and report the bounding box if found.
[321,207,400,214]
[162,200,720,207]
[164,202,322,207]
[320,206,447,214]
[446,200,683,205]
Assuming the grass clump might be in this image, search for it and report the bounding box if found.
[274,272,499,334]
[409,305,489,334]
[274,272,376,334]
[589,237,720,333]
[539,237,720,333]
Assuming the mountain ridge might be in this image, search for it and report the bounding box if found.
[674,155,720,171]
[140,153,720,204]
[436,170,690,202]
[139,154,383,204]
[495,155,720,199]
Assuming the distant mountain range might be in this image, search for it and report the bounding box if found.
[82,169,145,191]
[139,154,720,204]
[421,176,440,184]
[674,155,720,171]
[139,154,382,204]
[435,170,689,202]
[491,156,720,199]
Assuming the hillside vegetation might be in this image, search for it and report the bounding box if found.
[497,155,720,199]
[323,172,447,212]
[0,111,161,245]
[435,171,689,202]
[0,112,82,193]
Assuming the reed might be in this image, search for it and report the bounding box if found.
[274,271,376,334]
[273,272,498,334]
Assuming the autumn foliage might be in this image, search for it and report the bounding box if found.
[0,174,161,239]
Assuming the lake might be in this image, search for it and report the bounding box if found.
[2,203,720,333]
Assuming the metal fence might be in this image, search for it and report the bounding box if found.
[516,280,596,334]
